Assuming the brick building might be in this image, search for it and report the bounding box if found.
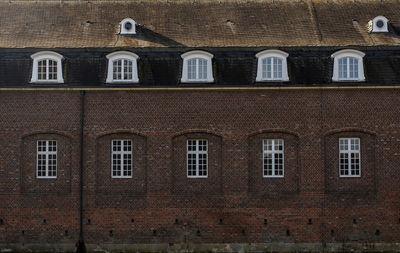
[0,0,400,252]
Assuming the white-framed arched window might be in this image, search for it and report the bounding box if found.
[331,49,365,82]
[256,49,289,82]
[371,16,389,33]
[120,18,136,35]
[181,50,214,83]
[31,51,64,83]
[106,51,139,83]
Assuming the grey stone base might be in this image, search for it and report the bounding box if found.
[1,243,400,252]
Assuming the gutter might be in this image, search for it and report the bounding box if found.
[1,86,400,91]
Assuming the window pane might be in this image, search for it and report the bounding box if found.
[198,59,207,79]
[123,59,133,80]
[48,60,57,80]
[37,140,57,178]
[273,58,282,79]
[338,58,347,79]
[38,60,46,80]
[188,59,196,79]
[266,58,272,79]
[187,139,208,177]
[113,60,122,80]
[263,139,284,177]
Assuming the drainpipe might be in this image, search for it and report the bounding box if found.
[77,90,86,253]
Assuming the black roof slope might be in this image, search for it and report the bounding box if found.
[0,48,399,87]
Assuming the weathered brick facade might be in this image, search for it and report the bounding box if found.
[0,89,399,251]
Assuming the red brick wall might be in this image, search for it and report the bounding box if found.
[0,89,399,245]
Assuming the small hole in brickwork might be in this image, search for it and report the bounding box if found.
[286,229,290,236]
[242,229,246,235]
[87,219,91,225]
[196,229,200,236]
[22,230,25,235]
[153,229,157,236]
[175,219,178,224]
[219,219,223,224]
[375,229,380,236]
[42,219,47,224]
[0,219,3,225]
[353,219,357,224]
[109,230,113,237]
[65,230,68,236]
[398,218,400,224]
[331,230,334,236]
[131,219,134,223]
[308,219,312,225]
[263,219,267,225]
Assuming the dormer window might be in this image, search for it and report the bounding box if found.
[120,18,136,35]
[256,50,289,82]
[181,51,214,83]
[106,51,139,83]
[331,49,365,82]
[370,16,389,33]
[30,51,64,83]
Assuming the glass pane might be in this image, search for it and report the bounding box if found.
[188,59,196,79]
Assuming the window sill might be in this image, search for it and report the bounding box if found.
[181,78,214,83]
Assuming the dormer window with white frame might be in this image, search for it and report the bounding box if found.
[30,51,64,83]
[331,49,365,82]
[256,49,289,82]
[106,51,139,83]
[120,18,136,35]
[370,16,389,33]
[181,50,214,83]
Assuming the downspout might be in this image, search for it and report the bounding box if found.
[77,90,86,253]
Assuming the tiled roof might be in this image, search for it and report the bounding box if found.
[0,0,400,48]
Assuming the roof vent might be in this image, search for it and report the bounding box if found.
[120,18,136,35]
[369,16,389,33]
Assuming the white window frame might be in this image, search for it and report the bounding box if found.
[187,139,208,178]
[371,16,388,33]
[36,140,57,179]
[106,51,139,83]
[256,49,289,82]
[181,50,214,83]
[339,138,361,178]
[262,139,284,178]
[30,51,64,83]
[120,18,136,35]
[331,49,365,82]
[111,139,133,179]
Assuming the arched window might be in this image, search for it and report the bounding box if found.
[181,50,214,83]
[120,18,136,35]
[106,51,139,83]
[331,49,365,82]
[256,49,289,82]
[30,51,64,83]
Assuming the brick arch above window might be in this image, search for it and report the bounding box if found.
[324,129,376,194]
[247,131,299,197]
[95,132,147,198]
[20,132,72,195]
[172,131,222,197]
